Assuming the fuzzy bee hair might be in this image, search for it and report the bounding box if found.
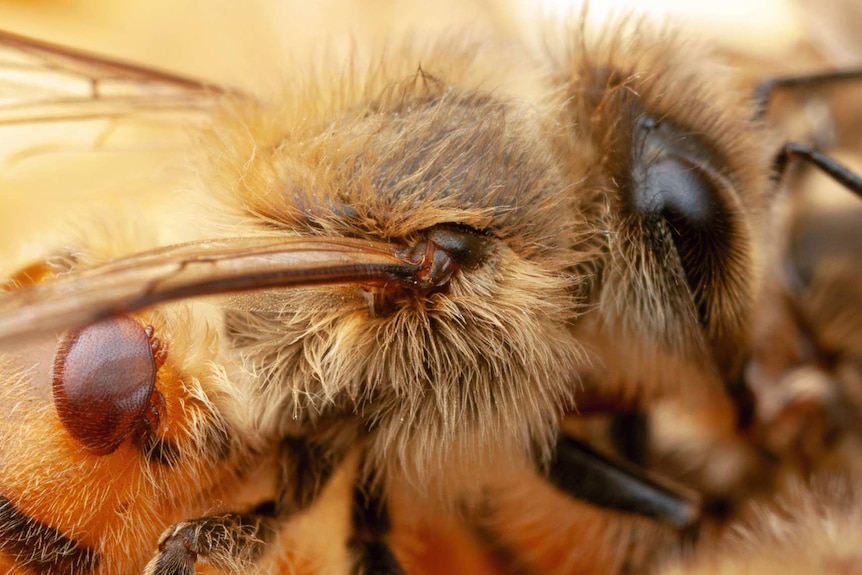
[0,4,820,574]
[659,474,862,575]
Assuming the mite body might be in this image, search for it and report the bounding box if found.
[0,9,779,575]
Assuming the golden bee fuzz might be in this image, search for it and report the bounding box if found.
[0,2,860,574]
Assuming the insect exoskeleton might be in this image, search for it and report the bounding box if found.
[198,35,594,482]
[422,19,784,575]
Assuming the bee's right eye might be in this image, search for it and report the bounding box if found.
[52,316,164,456]
[629,116,739,318]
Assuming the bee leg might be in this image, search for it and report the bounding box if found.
[753,68,862,120]
[547,433,700,530]
[608,411,649,466]
[774,142,862,199]
[347,471,406,575]
[144,502,278,575]
[145,435,347,574]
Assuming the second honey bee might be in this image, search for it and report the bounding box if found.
[0,7,788,574]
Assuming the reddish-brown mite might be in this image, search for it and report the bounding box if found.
[52,316,166,456]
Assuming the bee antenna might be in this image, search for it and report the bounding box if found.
[753,69,862,122]
[773,142,862,201]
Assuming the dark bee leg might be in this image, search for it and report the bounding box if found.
[274,435,342,514]
[546,433,700,529]
[753,69,862,119]
[609,411,650,466]
[348,470,406,575]
[145,502,277,575]
[460,434,700,574]
[756,69,862,199]
[145,434,347,574]
[774,142,862,199]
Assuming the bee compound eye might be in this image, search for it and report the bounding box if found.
[632,119,724,240]
[52,316,161,456]
[631,118,736,304]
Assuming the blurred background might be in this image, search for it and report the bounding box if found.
[0,0,807,90]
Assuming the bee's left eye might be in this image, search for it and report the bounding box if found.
[52,316,165,456]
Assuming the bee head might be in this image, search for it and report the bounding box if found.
[210,41,591,479]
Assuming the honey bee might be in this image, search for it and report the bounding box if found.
[0,2,824,574]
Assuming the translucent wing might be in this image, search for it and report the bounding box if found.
[0,29,229,126]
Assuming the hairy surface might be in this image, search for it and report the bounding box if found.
[0,7,816,574]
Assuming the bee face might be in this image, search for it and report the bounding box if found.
[205,40,589,477]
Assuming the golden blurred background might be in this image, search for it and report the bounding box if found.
[0,0,806,87]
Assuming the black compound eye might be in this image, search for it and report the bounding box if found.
[632,117,725,229]
[637,155,719,229]
[52,316,164,456]
[629,116,735,299]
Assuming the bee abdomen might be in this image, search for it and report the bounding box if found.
[0,494,99,574]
